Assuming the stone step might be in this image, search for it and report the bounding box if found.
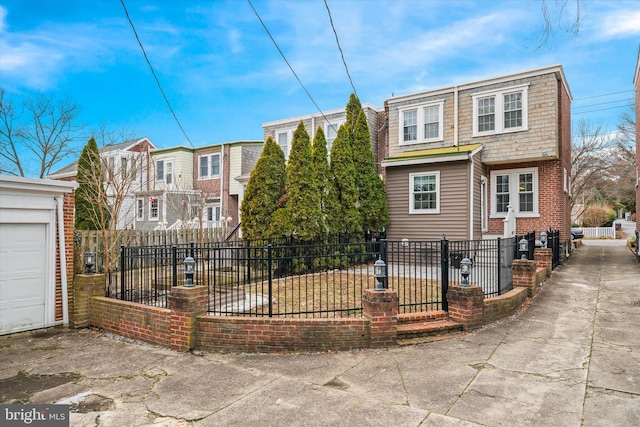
[396,320,463,342]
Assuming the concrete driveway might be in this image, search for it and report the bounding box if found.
[1,241,639,427]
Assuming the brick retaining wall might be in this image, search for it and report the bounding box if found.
[483,288,528,324]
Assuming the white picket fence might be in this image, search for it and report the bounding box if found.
[581,226,615,239]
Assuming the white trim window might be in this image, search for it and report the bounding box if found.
[325,121,343,153]
[472,84,529,137]
[199,153,221,180]
[136,198,144,221]
[399,101,444,144]
[149,197,159,221]
[490,167,539,218]
[277,130,292,158]
[155,159,173,187]
[409,171,440,214]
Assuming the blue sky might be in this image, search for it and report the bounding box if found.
[1,0,639,175]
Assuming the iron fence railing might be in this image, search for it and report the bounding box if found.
[107,233,535,318]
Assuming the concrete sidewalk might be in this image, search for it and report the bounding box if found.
[1,243,639,426]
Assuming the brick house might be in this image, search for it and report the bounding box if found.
[381,65,572,243]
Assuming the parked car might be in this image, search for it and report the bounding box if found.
[571,228,584,240]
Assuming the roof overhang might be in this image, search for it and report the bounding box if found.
[0,175,78,195]
[381,144,483,168]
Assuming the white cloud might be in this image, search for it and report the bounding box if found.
[600,9,640,38]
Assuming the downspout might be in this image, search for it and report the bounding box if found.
[453,85,459,147]
[55,196,69,325]
[220,143,225,219]
[469,157,474,240]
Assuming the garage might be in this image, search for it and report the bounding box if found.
[0,176,77,335]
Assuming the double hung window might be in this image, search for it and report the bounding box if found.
[472,84,528,136]
[490,168,538,217]
[409,172,440,214]
[399,101,444,144]
[199,154,221,179]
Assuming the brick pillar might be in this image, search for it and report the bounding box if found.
[446,285,484,331]
[534,248,552,277]
[512,260,537,297]
[168,286,208,352]
[72,274,106,328]
[362,289,398,348]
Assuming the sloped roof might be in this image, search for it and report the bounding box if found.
[381,143,483,167]
[48,137,156,179]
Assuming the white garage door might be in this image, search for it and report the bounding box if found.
[0,223,48,335]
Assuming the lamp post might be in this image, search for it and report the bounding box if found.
[184,256,195,287]
[540,231,548,249]
[374,256,386,291]
[84,251,95,274]
[460,257,472,286]
[519,237,529,260]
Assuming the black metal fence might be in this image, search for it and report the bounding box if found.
[107,233,537,318]
[636,230,640,263]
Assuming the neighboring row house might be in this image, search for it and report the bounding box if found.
[49,138,263,232]
[262,103,383,168]
[267,64,573,244]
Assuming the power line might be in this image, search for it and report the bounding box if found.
[572,89,634,102]
[572,98,634,110]
[572,103,634,115]
[120,0,194,148]
[247,0,340,135]
[324,0,358,100]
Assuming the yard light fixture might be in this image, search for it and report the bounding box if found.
[460,257,472,286]
[84,251,95,274]
[184,256,195,287]
[519,237,529,260]
[540,231,548,249]
[374,256,387,291]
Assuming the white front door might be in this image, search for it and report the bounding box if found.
[0,223,48,335]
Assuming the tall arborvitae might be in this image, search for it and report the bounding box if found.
[75,137,108,230]
[352,110,390,231]
[312,127,339,234]
[240,137,286,240]
[345,93,390,231]
[267,122,323,241]
[330,124,362,235]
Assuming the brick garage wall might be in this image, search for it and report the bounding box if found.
[196,316,370,353]
[90,296,171,347]
[55,190,76,322]
[483,288,527,324]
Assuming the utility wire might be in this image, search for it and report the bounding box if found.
[324,0,358,100]
[248,0,340,134]
[573,89,634,102]
[120,0,194,148]
[572,103,634,115]
[572,98,634,110]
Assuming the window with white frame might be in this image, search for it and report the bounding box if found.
[136,198,144,220]
[490,167,538,217]
[399,101,444,144]
[156,160,164,181]
[325,121,342,153]
[204,198,221,223]
[149,197,159,220]
[165,161,173,186]
[277,131,290,157]
[409,172,440,214]
[199,154,221,179]
[121,157,127,180]
[472,84,529,136]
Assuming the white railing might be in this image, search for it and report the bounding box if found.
[581,226,615,239]
[503,204,516,238]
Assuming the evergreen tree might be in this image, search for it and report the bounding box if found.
[312,127,339,234]
[267,122,323,241]
[352,110,390,231]
[240,137,285,240]
[344,93,390,231]
[75,138,108,230]
[330,124,362,235]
